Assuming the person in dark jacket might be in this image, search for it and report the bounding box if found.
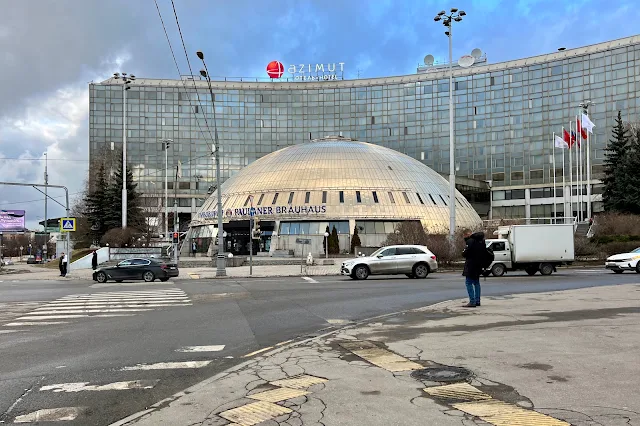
[91,251,98,270]
[58,254,64,277]
[462,231,486,308]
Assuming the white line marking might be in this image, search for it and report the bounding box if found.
[62,290,185,296]
[302,276,318,283]
[25,309,155,315]
[0,330,19,333]
[4,321,69,326]
[14,407,83,422]
[275,340,293,346]
[243,346,274,358]
[35,303,192,309]
[56,296,189,301]
[120,361,212,370]
[176,345,225,352]
[327,319,351,325]
[40,380,159,392]
[14,314,134,320]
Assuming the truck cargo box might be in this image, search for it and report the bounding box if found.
[508,224,575,263]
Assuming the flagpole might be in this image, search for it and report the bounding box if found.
[562,138,566,223]
[586,115,592,220]
[578,115,583,222]
[552,132,557,223]
[569,121,575,221]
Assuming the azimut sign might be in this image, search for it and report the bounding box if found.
[266,61,345,81]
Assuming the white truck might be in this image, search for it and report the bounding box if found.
[484,224,575,277]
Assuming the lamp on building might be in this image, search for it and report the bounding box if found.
[434,8,466,237]
[196,50,226,277]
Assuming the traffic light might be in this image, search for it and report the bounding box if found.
[172,232,179,243]
[252,219,261,239]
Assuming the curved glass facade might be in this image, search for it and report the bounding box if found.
[89,35,640,221]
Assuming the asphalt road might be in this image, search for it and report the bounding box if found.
[0,268,637,425]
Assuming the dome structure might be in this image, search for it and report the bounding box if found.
[188,137,482,256]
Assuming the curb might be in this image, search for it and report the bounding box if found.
[108,296,460,426]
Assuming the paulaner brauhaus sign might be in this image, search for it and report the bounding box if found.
[198,204,327,220]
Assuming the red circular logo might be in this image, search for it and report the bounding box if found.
[266,60,284,79]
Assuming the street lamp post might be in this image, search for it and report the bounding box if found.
[196,50,226,277]
[160,139,173,240]
[434,8,466,237]
[113,72,136,228]
[324,232,329,259]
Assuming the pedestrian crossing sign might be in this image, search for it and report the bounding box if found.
[60,217,76,232]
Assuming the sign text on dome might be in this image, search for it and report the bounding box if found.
[198,205,327,219]
[289,63,345,81]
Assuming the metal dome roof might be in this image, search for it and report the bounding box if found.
[193,137,482,232]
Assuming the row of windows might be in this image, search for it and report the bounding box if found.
[279,221,349,235]
[241,190,471,208]
[492,184,605,201]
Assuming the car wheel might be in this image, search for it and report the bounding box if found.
[525,267,537,276]
[353,265,369,280]
[413,263,429,279]
[143,271,155,282]
[635,264,640,274]
[613,269,624,274]
[540,263,554,276]
[491,263,506,277]
[95,272,107,283]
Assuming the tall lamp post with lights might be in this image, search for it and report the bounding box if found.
[160,138,173,240]
[434,8,466,237]
[113,72,136,228]
[196,50,226,277]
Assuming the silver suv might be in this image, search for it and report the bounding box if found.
[341,245,438,280]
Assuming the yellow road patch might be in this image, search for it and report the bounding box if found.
[453,400,571,426]
[339,341,423,372]
[270,374,328,390]
[248,387,310,403]
[218,401,292,426]
[424,382,493,402]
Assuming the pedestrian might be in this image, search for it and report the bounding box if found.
[91,250,98,270]
[61,252,68,277]
[59,252,65,277]
[192,241,197,257]
[462,231,487,308]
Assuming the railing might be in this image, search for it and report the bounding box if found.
[482,217,577,228]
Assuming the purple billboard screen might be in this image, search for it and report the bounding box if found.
[0,210,26,231]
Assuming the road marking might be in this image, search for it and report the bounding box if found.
[120,361,213,370]
[0,329,19,333]
[36,303,192,309]
[176,345,225,352]
[302,276,318,283]
[14,314,134,320]
[27,309,155,315]
[243,346,274,358]
[248,387,310,403]
[40,380,159,393]
[219,400,292,425]
[339,340,423,372]
[14,407,84,423]
[5,321,69,326]
[270,375,328,390]
[424,383,493,401]
[326,319,351,325]
[275,339,293,346]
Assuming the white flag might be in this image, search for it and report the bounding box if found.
[554,135,568,149]
[176,161,182,178]
[581,114,595,134]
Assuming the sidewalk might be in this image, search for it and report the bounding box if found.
[116,283,640,426]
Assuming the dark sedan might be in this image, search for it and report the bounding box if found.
[92,258,179,283]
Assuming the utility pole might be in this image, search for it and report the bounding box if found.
[113,72,135,228]
[44,151,48,260]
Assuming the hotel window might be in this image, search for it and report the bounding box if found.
[388,192,395,203]
[305,191,310,203]
[416,193,425,204]
[372,191,379,203]
[339,191,344,203]
[428,194,437,205]
[288,192,295,204]
[356,191,362,203]
[243,196,251,207]
[402,192,410,203]
[322,191,327,203]
[371,116,375,124]
[272,193,279,205]
[257,194,264,206]
[439,195,448,206]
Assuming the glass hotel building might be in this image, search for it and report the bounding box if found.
[89,35,640,227]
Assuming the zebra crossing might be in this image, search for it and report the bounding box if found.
[2,289,192,328]
[10,344,227,423]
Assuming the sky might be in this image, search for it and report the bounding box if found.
[0,0,638,230]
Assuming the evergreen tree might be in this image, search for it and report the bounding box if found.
[602,111,630,212]
[104,157,144,230]
[83,163,110,243]
[620,127,640,214]
[328,225,340,255]
[350,225,362,254]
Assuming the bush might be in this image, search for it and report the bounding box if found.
[599,241,640,257]
[100,227,141,248]
[574,237,599,257]
[593,212,640,237]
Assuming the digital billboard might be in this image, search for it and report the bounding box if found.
[0,210,26,231]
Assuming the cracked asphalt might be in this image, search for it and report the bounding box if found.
[1,269,638,425]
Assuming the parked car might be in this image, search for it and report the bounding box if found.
[93,258,179,283]
[605,248,640,273]
[26,256,39,265]
[1,258,13,266]
[341,245,438,280]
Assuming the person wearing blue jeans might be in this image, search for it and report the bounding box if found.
[462,231,486,307]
